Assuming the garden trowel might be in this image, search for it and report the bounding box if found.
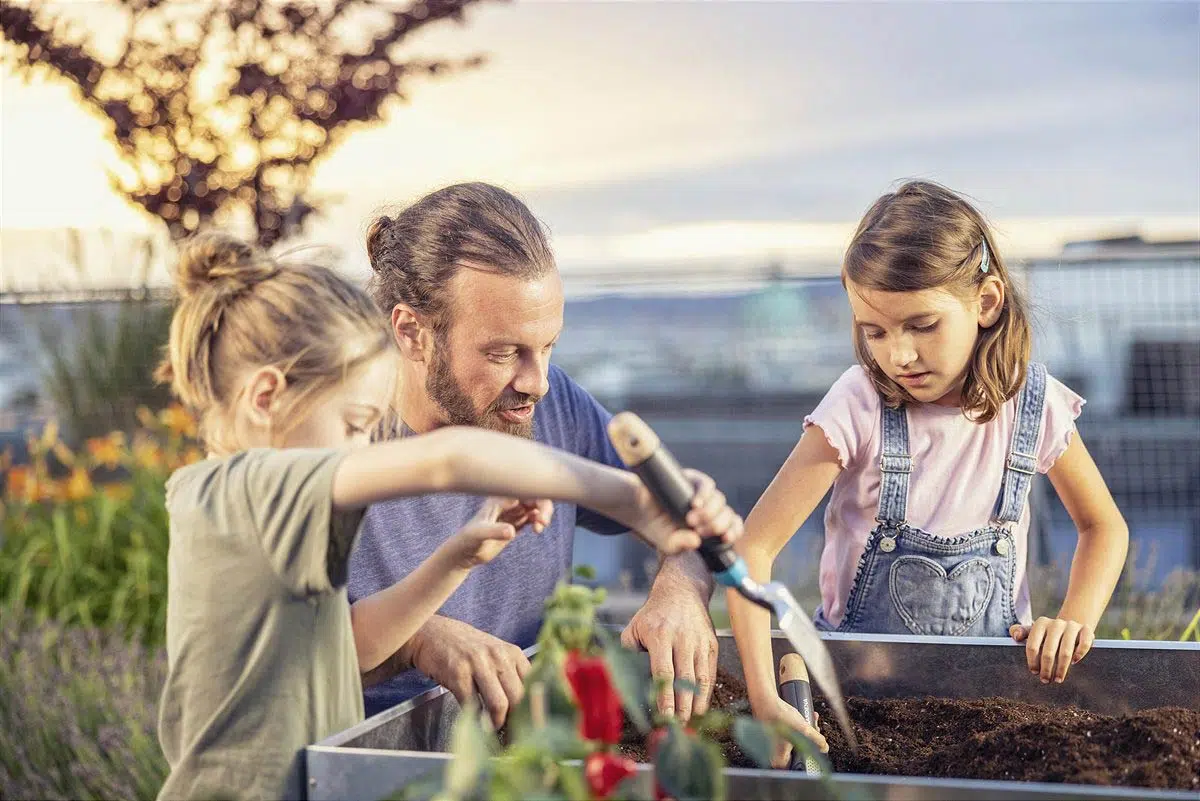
[608,412,857,749]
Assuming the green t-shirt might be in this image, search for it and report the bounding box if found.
[156,448,365,801]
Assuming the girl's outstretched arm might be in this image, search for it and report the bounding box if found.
[1013,434,1128,684]
[331,425,733,553]
[728,426,840,765]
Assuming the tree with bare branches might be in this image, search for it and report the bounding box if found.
[1,0,494,247]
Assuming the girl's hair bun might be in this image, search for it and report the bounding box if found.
[174,231,276,298]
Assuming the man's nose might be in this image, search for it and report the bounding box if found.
[512,352,551,399]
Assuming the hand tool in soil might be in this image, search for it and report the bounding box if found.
[607,411,856,749]
[779,653,822,774]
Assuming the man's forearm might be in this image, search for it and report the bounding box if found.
[653,549,714,602]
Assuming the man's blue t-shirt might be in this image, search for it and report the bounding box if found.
[347,364,628,716]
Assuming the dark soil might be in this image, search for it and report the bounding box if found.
[616,669,1200,791]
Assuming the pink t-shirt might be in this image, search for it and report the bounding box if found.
[804,365,1085,628]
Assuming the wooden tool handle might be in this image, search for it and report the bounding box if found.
[779,652,810,685]
[607,412,740,576]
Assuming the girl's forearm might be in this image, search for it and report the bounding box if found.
[350,544,469,674]
[728,545,782,715]
[334,426,642,524]
[1058,522,1129,630]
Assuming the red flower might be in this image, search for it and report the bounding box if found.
[584,752,637,800]
[564,650,624,744]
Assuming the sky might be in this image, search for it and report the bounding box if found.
[1,0,1198,288]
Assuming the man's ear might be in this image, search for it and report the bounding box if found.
[391,304,435,363]
[242,366,287,430]
[978,276,1006,329]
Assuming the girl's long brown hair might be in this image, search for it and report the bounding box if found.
[842,180,1031,422]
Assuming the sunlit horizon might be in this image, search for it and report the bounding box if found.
[2,1,1197,286]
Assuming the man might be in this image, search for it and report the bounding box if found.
[348,182,720,728]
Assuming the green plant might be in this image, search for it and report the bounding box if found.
[1027,541,1200,641]
[1,409,200,647]
[393,566,830,801]
[0,615,168,800]
[25,229,175,441]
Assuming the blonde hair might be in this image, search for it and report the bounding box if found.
[156,231,393,449]
[842,180,1032,423]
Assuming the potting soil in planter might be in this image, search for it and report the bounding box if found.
[616,669,1200,791]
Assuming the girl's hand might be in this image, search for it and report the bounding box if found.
[1010,618,1095,684]
[631,468,744,554]
[494,497,554,534]
[755,694,829,768]
[447,497,544,569]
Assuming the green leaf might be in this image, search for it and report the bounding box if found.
[654,723,725,801]
[732,716,774,769]
[572,564,596,581]
[674,678,700,697]
[442,701,493,800]
[555,762,592,801]
[778,724,833,777]
[509,721,586,761]
[599,635,652,732]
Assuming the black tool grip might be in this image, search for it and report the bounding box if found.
[779,676,815,771]
[632,447,738,575]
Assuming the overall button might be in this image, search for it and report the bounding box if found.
[995,537,1011,556]
[879,537,897,553]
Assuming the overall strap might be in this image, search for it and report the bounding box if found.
[994,362,1048,525]
[876,403,913,525]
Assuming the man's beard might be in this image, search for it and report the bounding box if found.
[426,346,540,439]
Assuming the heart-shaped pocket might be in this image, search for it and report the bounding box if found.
[888,556,994,636]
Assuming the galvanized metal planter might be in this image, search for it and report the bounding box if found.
[307,632,1199,801]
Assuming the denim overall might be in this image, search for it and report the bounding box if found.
[816,362,1047,636]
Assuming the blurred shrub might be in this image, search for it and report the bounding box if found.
[0,407,200,647]
[26,229,175,441]
[0,616,168,801]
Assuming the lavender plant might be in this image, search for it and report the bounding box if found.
[0,616,168,800]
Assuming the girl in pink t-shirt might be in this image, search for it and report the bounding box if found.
[729,181,1129,767]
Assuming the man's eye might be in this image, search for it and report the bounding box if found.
[490,352,518,362]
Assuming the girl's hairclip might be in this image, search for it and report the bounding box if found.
[979,240,991,273]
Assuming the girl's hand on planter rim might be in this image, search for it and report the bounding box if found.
[1010,618,1095,684]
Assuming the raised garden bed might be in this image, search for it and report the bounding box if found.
[614,669,1199,791]
[307,633,1200,801]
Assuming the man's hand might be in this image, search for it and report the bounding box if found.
[621,555,718,722]
[408,616,531,730]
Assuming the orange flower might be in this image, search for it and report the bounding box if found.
[181,447,204,465]
[5,465,31,501]
[35,477,62,503]
[133,439,164,470]
[160,405,197,439]
[86,432,127,469]
[64,467,95,501]
[53,441,76,468]
[39,420,60,449]
[137,406,157,430]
